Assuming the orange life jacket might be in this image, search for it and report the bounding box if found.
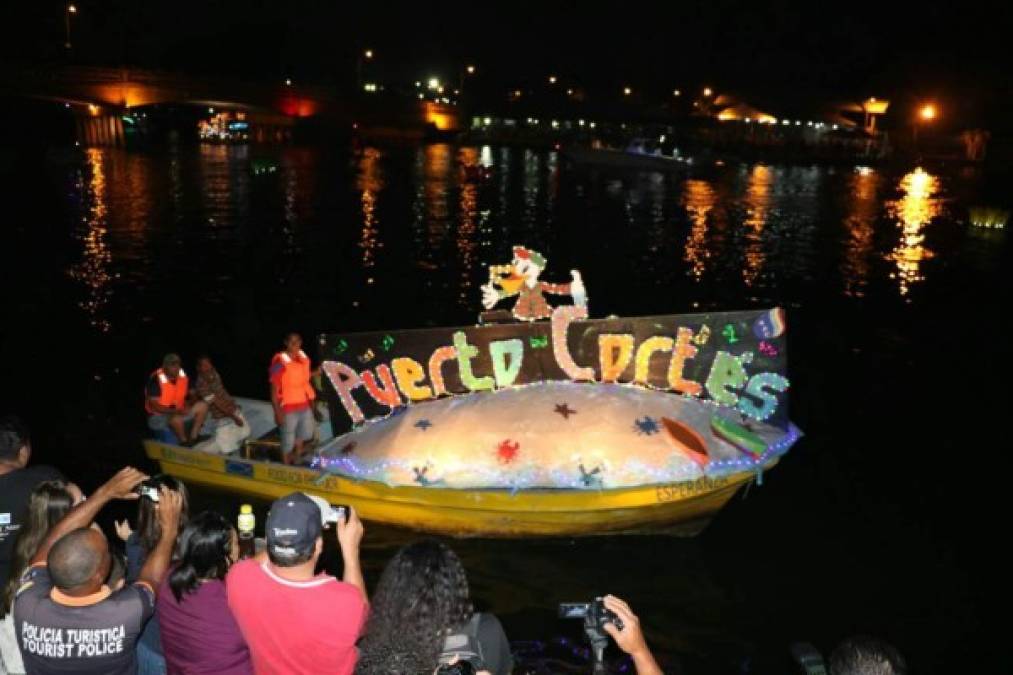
[145,368,188,415]
[272,350,315,408]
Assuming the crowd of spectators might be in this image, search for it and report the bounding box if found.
[0,415,906,675]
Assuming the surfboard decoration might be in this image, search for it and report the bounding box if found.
[661,417,710,469]
[710,414,768,458]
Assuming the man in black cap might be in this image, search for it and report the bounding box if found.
[226,493,366,674]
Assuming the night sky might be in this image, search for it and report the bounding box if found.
[1,1,1012,127]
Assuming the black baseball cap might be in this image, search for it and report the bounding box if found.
[265,492,322,558]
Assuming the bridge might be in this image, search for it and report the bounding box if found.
[0,63,461,145]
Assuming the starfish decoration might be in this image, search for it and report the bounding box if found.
[578,463,603,488]
[414,418,433,431]
[554,403,577,420]
[496,439,520,464]
[633,416,660,435]
[412,464,432,486]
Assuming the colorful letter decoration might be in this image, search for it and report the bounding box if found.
[598,334,635,383]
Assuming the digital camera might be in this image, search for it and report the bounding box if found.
[322,504,349,525]
[559,597,624,632]
[135,481,160,502]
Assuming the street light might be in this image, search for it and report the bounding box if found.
[65,4,77,51]
[920,104,937,121]
[428,77,440,91]
[466,64,476,74]
[673,89,681,97]
[623,86,632,96]
[548,75,557,84]
[703,87,713,97]
[364,49,373,60]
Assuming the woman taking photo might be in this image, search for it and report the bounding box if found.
[355,540,512,675]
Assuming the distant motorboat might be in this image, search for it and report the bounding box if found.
[563,138,690,172]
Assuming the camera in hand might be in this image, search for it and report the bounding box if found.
[322,504,349,525]
[559,597,624,633]
[435,661,477,675]
[135,480,160,502]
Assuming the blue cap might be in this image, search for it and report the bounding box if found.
[265,492,322,559]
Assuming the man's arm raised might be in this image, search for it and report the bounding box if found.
[30,467,148,567]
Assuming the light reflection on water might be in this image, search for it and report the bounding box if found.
[885,167,941,296]
[67,148,113,333]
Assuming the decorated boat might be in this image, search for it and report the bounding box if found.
[145,248,800,537]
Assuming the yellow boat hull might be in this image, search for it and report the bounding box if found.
[143,440,770,537]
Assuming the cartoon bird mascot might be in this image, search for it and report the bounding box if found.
[481,246,586,321]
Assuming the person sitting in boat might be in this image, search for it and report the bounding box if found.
[193,355,251,455]
[480,246,586,321]
[145,353,209,446]
[355,540,512,675]
[269,334,318,465]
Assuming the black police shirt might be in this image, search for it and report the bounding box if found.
[0,464,63,588]
[14,564,156,675]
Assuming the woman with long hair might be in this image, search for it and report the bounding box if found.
[355,540,513,675]
[156,511,252,674]
[0,480,81,675]
[120,474,189,675]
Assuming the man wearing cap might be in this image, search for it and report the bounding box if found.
[145,354,209,445]
[226,493,367,674]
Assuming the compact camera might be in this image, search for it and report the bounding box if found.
[322,504,349,525]
[135,481,160,502]
[559,597,624,632]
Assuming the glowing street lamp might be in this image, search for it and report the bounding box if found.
[65,4,77,50]
[364,49,373,59]
[466,64,476,75]
[920,104,937,121]
[703,87,713,97]
[548,75,557,84]
[623,86,632,96]
[673,89,681,97]
[428,77,440,91]
[284,78,292,86]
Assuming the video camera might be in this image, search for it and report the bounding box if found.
[559,597,624,634]
[559,598,623,674]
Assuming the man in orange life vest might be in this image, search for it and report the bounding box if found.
[270,334,318,464]
[145,353,209,445]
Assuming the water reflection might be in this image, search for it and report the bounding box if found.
[67,148,113,333]
[682,179,717,281]
[841,167,882,297]
[885,168,940,296]
[357,147,384,270]
[742,165,772,286]
[456,147,479,306]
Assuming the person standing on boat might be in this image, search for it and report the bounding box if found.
[145,354,209,446]
[269,334,318,465]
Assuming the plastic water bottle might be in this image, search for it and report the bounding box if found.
[238,504,256,559]
[570,270,587,308]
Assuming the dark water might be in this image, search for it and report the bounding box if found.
[2,141,1008,673]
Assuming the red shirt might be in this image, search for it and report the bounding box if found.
[225,559,366,675]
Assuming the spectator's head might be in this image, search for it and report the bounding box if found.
[356,540,473,674]
[1,480,77,615]
[0,415,31,468]
[169,511,238,602]
[47,528,111,596]
[265,492,322,568]
[136,474,189,553]
[162,353,183,379]
[196,355,214,375]
[829,636,907,675]
[284,333,303,352]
